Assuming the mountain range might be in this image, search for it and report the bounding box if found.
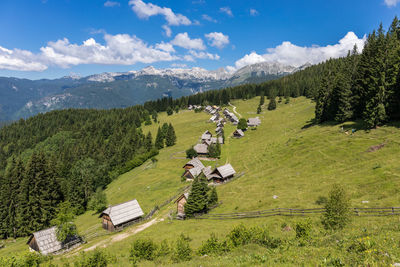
[0,62,310,121]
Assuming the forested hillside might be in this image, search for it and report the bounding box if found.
[0,107,178,238]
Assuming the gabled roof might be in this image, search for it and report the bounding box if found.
[210,137,224,144]
[188,166,203,178]
[174,192,189,203]
[202,139,212,146]
[233,129,244,137]
[183,158,205,169]
[101,199,144,226]
[194,143,208,154]
[209,115,217,121]
[213,164,236,179]
[248,117,261,126]
[201,130,212,140]
[28,226,62,255]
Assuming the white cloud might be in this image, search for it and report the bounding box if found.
[162,25,172,37]
[0,46,47,71]
[231,31,366,70]
[189,50,220,60]
[171,32,206,50]
[202,14,217,23]
[205,32,229,49]
[129,0,191,36]
[384,0,400,7]
[249,8,258,16]
[171,63,188,68]
[104,1,120,7]
[219,7,233,17]
[155,41,175,52]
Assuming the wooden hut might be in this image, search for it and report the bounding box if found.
[175,192,189,218]
[100,199,144,232]
[201,130,212,141]
[182,158,205,180]
[182,157,204,170]
[208,164,236,183]
[233,129,245,138]
[247,117,261,127]
[194,143,209,156]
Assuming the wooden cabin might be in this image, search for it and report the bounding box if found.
[201,130,212,141]
[194,143,209,156]
[247,117,261,127]
[233,129,245,138]
[208,164,236,184]
[175,192,189,217]
[100,199,144,232]
[182,157,204,170]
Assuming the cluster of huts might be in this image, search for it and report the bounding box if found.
[232,117,261,139]
[28,199,144,255]
[177,158,236,217]
[188,104,202,110]
[193,130,224,157]
[223,108,239,125]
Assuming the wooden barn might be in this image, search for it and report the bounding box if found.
[175,192,189,218]
[247,117,261,127]
[182,158,205,179]
[233,129,245,138]
[193,143,209,156]
[100,199,144,232]
[201,130,212,141]
[208,164,236,183]
[27,226,80,255]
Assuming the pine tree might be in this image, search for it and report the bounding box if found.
[334,72,353,122]
[145,132,153,151]
[184,177,209,217]
[208,186,218,206]
[256,105,262,114]
[167,107,173,116]
[165,123,176,147]
[155,127,164,149]
[259,93,265,106]
[267,97,277,110]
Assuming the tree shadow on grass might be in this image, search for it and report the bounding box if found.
[302,118,369,132]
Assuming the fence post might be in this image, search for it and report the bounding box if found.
[392,207,395,215]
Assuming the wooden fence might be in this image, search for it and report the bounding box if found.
[194,207,400,220]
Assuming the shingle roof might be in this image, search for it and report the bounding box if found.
[248,117,261,126]
[210,137,224,144]
[202,166,212,178]
[215,164,236,179]
[184,158,205,169]
[194,143,208,154]
[101,199,144,226]
[201,130,212,140]
[30,226,62,255]
[189,166,203,178]
[234,129,244,137]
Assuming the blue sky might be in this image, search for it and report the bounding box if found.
[0,0,399,79]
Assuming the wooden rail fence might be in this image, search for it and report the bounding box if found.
[194,207,400,220]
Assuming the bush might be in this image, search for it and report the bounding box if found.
[157,239,171,257]
[250,226,281,248]
[227,224,252,247]
[321,184,351,230]
[129,239,158,264]
[198,233,231,255]
[237,118,248,130]
[74,250,113,267]
[295,219,312,239]
[268,97,277,110]
[186,147,198,159]
[315,196,328,205]
[171,234,192,263]
[167,107,173,116]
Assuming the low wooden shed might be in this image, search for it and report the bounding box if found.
[100,199,144,232]
[175,192,189,218]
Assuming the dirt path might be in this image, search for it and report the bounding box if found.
[83,217,163,252]
[228,102,242,118]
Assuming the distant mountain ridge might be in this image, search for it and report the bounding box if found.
[0,62,311,121]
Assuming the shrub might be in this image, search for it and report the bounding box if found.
[88,188,108,213]
[237,118,248,130]
[295,219,312,239]
[167,107,173,116]
[186,147,198,159]
[227,224,252,247]
[250,226,281,248]
[321,184,351,230]
[171,234,192,263]
[198,233,231,256]
[268,97,277,110]
[74,250,112,267]
[157,239,171,257]
[129,239,158,264]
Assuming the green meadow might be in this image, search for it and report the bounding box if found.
[2,96,400,266]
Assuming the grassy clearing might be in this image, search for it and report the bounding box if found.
[2,96,400,265]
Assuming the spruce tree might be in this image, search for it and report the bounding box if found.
[165,123,176,147]
[155,127,164,149]
[208,186,218,206]
[145,132,153,151]
[267,97,277,110]
[184,177,209,217]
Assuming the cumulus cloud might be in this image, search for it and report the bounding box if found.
[0,46,47,71]
[104,1,120,7]
[189,50,219,60]
[230,32,366,70]
[384,0,400,7]
[171,32,206,50]
[219,7,233,17]
[205,32,229,49]
[129,0,191,36]
[202,14,217,23]
[249,8,259,16]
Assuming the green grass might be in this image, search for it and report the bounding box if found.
[2,97,400,266]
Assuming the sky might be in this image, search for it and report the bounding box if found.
[0,0,399,80]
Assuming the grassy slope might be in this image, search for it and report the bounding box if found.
[2,96,400,265]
